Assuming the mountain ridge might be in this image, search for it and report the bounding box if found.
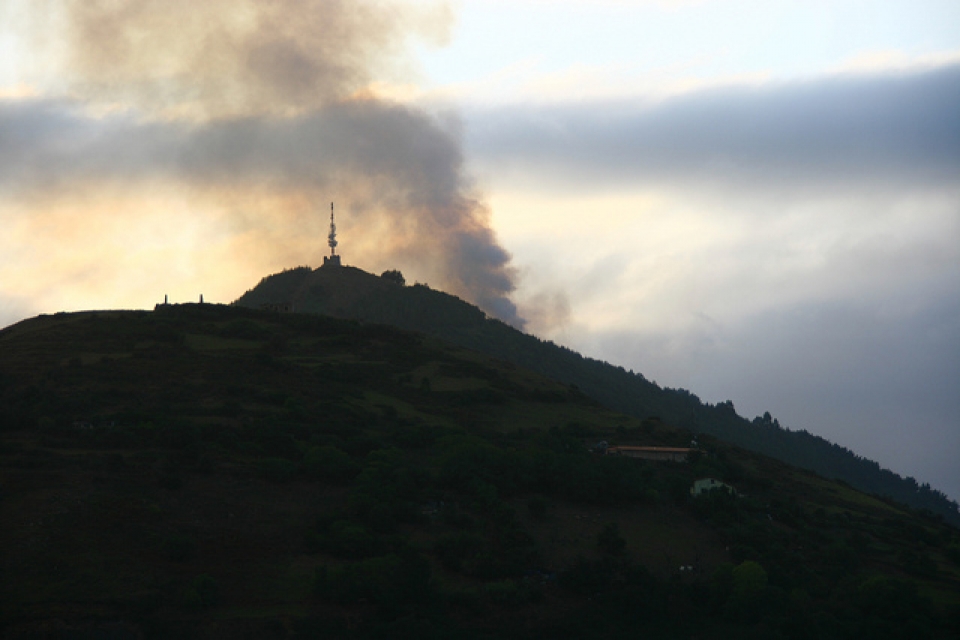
[234,264,960,526]
[2,301,959,637]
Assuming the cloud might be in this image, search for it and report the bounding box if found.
[577,288,960,499]
[696,292,960,502]
[1,0,522,326]
[567,273,960,501]
[465,62,960,194]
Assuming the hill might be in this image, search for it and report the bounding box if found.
[2,304,959,638]
[234,265,960,526]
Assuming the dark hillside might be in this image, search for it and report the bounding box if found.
[235,266,960,526]
[2,305,958,638]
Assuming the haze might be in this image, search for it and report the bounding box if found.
[1,0,958,502]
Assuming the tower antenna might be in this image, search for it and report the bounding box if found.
[323,202,341,267]
[328,202,338,256]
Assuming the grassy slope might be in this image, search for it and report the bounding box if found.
[1,304,958,638]
[234,266,960,526]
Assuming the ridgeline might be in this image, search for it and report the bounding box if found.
[235,265,960,527]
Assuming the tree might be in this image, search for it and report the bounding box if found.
[723,560,769,622]
[732,560,767,597]
[381,269,405,286]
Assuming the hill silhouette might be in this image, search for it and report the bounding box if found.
[235,265,960,526]
[1,303,959,637]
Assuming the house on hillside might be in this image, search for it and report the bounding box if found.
[690,477,737,497]
[605,446,696,462]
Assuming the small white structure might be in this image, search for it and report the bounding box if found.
[690,477,737,497]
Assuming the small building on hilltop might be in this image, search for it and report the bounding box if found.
[605,446,696,462]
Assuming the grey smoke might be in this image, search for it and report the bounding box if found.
[2,0,522,325]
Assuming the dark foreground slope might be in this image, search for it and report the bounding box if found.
[2,304,959,638]
[235,265,960,526]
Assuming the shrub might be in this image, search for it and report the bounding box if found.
[302,445,358,483]
[723,561,769,622]
[597,522,627,556]
[732,560,767,597]
[527,496,548,519]
[163,534,197,562]
[157,472,183,491]
[316,552,433,609]
[434,532,486,573]
[258,457,298,482]
[946,542,960,564]
[182,574,219,609]
[484,579,540,606]
[320,520,384,559]
[559,557,618,595]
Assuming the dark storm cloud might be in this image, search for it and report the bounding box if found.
[466,63,960,192]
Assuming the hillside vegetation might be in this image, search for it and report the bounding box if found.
[235,265,960,526]
[1,304,958,638]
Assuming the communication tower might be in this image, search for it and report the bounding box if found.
[323,202,342,267]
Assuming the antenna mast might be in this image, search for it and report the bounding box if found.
[328,202,338,256]
[323,202,342,267]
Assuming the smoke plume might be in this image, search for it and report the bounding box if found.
[3,0,523,325]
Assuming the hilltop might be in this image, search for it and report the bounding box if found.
[2,303,958,637]
[235,265,960,526]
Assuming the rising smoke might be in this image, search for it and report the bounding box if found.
[4,0,523,325]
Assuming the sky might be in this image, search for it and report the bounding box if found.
[1,1,958,501]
